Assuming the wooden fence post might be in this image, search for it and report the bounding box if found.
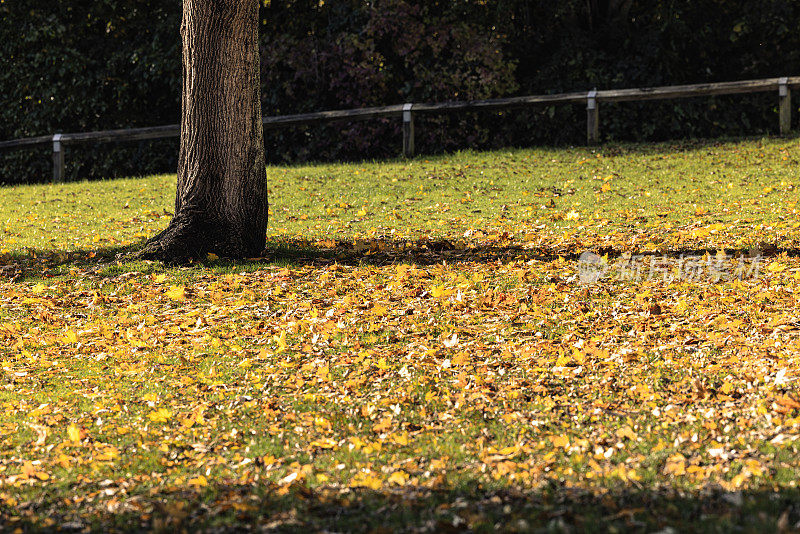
[402,103,415,158]
[52,134,64,183]
[779,77,791,135]
[587,89,599,145]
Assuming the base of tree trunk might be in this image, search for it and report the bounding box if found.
[141,0,267,266]
[136,211,263,265]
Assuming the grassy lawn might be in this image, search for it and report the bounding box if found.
[1,136,800,532]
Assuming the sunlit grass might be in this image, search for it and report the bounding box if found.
[1,136,800,532]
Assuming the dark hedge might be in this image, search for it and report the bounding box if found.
[2,0,799,184]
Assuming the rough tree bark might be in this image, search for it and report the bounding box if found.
[139,0,267,263]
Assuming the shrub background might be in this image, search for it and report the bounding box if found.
[2,0,799,184]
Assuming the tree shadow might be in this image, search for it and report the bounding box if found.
[0,243,146,282]
[3,478,798,533]
[2,236,800,282]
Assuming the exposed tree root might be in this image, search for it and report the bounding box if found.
[136,212,259,265]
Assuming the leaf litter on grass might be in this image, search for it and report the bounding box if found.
[1,137,800,531]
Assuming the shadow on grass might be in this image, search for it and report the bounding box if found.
[3,479,798,533]
[0,242,145,281]
[2,236,799,282]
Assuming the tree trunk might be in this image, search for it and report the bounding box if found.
[140,0,267,264]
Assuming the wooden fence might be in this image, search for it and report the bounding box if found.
[1,76,798,183]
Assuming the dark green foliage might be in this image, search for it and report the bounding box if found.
[2,0,800,184]
[0,2,181,183]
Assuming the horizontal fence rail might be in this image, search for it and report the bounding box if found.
[1,76,798,183]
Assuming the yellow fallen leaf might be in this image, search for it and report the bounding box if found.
[188,475,208,487]
[550,435,569,448]
[20,462,48,481]
[67,424,82,443]
[54,454,73,468]
[451,352,469,366]
[745,458,764,476]
[663,454,686,476]
[310,438,337,449]
[148,408,173,423]
[554,354,571,367]
[349,471,382,490]
[767,262,787,273]
[152,274,167,283]
[721,381,733,395]
[372,416,393,433]
[273,331,287,352]
[498,445,518,456]
[391,432,409,446]
[166,285,186,301]
[387,471,409,486]
[21,461,36,478]
[141,392,159,403]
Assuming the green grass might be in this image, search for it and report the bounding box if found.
[3,135,798,258]
[1,136,800,532]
